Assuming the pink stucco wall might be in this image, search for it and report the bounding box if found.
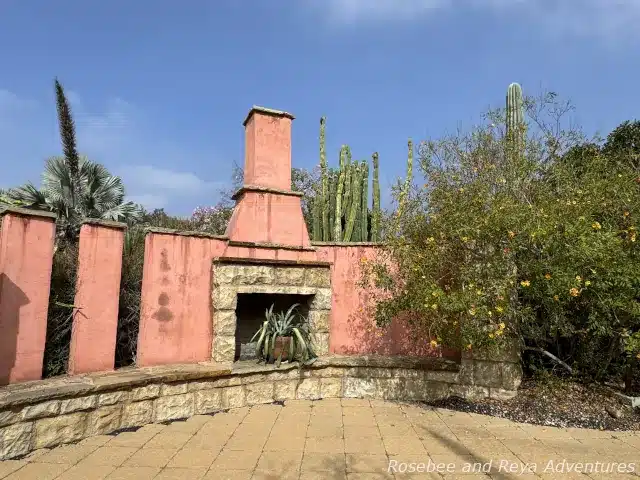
[138,233,444,367]
[68,222,125,375]
[0,210,56,385]
[137,233,226,367]
[137,231,323,367]
[316,245,446,358]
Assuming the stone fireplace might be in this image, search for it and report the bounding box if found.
[211,258,331,363]
[209,106,333,364]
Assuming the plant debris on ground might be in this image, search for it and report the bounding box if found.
[426,378,640,431]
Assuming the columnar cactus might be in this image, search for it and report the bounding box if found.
[313,116,383,242]
[329,169,337,241]
[344,162,362,242]
[397,139,413,220]
[506,82,525,150]
[320,116,329,241]
[371,152,381,242]
[361,160,369,242]
[334,146,347,241]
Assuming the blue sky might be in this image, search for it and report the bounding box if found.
[1,0,639,216]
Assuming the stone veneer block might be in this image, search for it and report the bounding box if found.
[213,336,236,363]
[275,267,305,286]
[213,310,236,336]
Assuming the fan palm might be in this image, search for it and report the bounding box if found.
[6,155,142,236]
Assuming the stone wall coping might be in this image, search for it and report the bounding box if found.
[0,355,460,410]
[0,206,57,220]
[81,218,128,229]
[311,241,385,247]
[231,185,304,201]
[212,256,332,268]
[0,363,232,409]
[243,105,295,126]
[227,240,316,252]
[144,226,228,240]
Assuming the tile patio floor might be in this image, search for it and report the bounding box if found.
[1,398,639,479]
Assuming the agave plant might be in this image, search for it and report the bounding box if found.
[251,303,315,366]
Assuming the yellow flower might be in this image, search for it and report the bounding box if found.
[584,280,591,286]
[520,280,531,287]
[431,304,438,310]
[461,236,469,242]
[427,237,435,243]
[499,322,506,330]
[496,329,504,336]
[459,188,465,193]
[632,233,637,243]
[466,343,473,350]
[430,340,438,347]
[432,291,438,297]
[468,308,476,316]
[637,353,640,360]
[488,311,493,317]
[544,273,552,280]
[569,287,580,297]
[476,289,482,295]
[496,306,504,313]
[624,211,630,217]
[554,295,559,301]
[489,333,495,339]
[508,231,516,239]
[592,222,602,230]
[575,275,582,282]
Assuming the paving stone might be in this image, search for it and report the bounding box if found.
[123,448,178,467]
[3,461,70,480]
[103,466,161,479]
[153,467,209,480]
[301,452,346,472]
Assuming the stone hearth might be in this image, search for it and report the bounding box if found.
[211,257,332,363]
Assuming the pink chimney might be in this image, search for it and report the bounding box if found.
[224,106,312,248]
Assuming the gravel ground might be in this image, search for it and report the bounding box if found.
[426,378,640,431]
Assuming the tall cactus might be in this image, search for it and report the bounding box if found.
[343,146,353,219]
[360,160,369,242]
[328,169,337,241]
[320,116,329,241]
[312,190,321,241]
[334,146,347,241]
[506,82,525,152]
[397,139,413,220]
[344,163,362,242]
[371,152,381,242]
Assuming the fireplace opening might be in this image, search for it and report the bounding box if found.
[234,293,313,361]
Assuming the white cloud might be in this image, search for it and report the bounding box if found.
[311,0,640,42]
[0,89,226,214]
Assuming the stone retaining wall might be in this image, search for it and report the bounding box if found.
[0,354,521,460]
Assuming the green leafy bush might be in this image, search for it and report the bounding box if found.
[363,93,640,388]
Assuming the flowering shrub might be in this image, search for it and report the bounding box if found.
[363,95,640,386]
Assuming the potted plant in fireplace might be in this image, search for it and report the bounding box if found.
[251,303,316,367]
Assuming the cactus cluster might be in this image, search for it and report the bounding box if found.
[311,117,381,242]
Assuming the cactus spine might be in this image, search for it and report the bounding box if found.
[371,152,381,242]
[506,83,525,152]
[361,160,369,242]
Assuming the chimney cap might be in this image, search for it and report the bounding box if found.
[243,105,295,126]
